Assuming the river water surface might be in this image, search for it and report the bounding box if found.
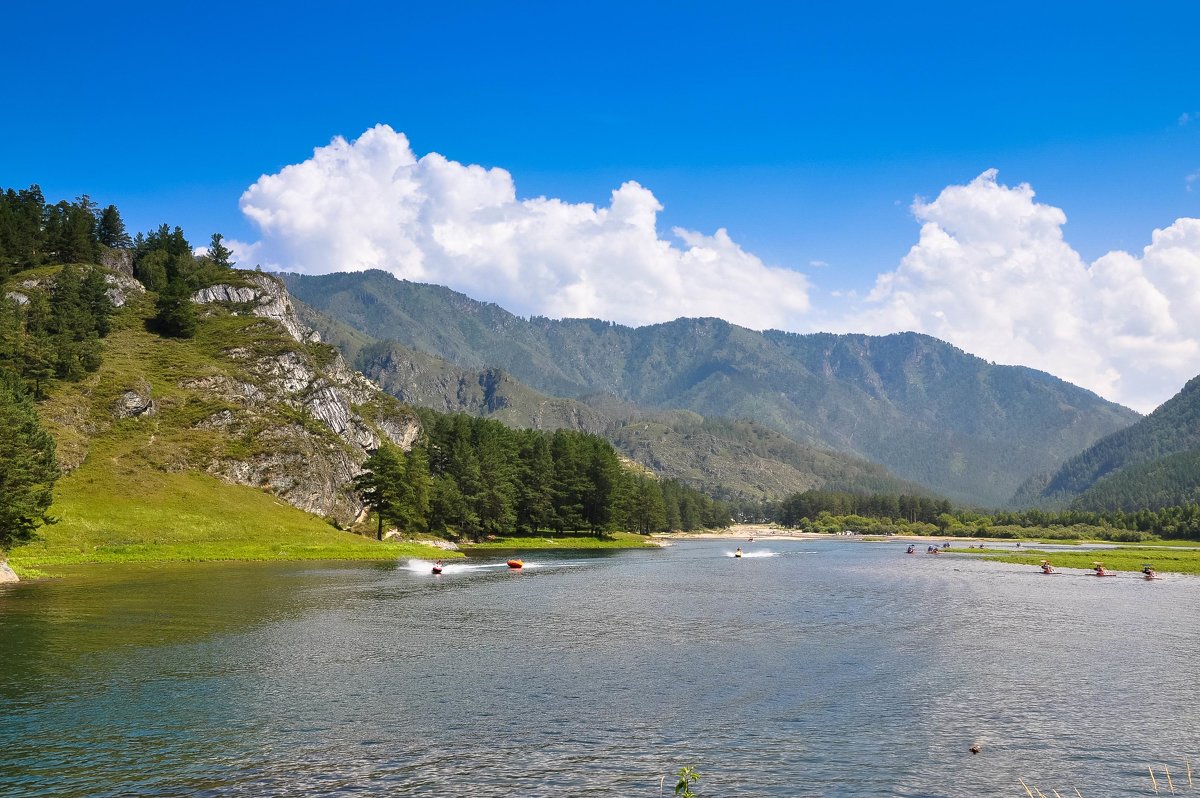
[1,539,1198,796]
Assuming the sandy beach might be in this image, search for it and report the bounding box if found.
[653,524,985,544]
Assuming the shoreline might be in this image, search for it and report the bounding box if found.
[653,524,981,544]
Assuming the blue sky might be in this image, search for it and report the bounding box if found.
[4,1,1200,409]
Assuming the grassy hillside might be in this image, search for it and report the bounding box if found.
[4,266,449,572]
[283,270,1139,505]
[12,462,428,571]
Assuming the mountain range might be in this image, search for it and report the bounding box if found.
[291,315,926,503]
[282,270,1141,506]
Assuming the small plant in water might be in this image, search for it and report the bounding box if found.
[675,765,700,797]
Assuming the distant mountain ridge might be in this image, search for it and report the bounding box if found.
[1015,375,1200,510]
[293,316,925,502]
[282,270,1140,505]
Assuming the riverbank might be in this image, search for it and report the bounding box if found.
[461,532,660,550]
[3,469,461,578]
[655,526,1200,575]
[5,538,458,579]
[973,545,1200,575]
[655,524,823,541]
[654,524,970,543]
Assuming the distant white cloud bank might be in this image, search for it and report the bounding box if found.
[234,125,1200,414]
[841,170,1200,414]
[233,124,809,331]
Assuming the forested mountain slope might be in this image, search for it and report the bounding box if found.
[1016,375,1200,510]
[296,319,925,502]
[283,270,1139,505]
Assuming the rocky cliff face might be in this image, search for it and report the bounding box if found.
[183,273,419,523]
[193,274,320,344]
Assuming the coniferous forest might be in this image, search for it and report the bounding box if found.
[357,410,729,541]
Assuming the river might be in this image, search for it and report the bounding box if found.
[1,539,1197,796]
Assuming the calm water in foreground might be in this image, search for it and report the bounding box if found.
[1,539,1198,797]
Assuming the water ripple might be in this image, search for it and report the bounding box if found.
[2,544,1198,795]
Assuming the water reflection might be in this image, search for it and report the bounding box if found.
[1,542,1198,796]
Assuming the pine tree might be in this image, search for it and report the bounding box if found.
[627,478,667,534]
[515,432,555,534]
[0,186,46,273]
[82,267,112,337]
[0,374,59,550]
[153,251,198,339]
[45,199,100,264]
[208,233,234,270]
[354,444,406,540]
[97,205,131,248]
[154,275,197,338]
[397,444,431,532]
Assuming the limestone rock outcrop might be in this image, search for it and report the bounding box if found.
[103,272,144,308]
[183,272,419,523]
[101,248,134,278]
[192,274,321,344]
[114,379,156,418]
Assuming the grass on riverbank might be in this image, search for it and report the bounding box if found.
[971,545,1200,575]
[6,464,451,575]
[462,531,659,550]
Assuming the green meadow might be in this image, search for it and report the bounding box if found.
[7,459,452,576]
[967,544,1200,575]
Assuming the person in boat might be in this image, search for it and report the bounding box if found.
[1040,561,1054,574]
[1093,562,1107,576]
[735,547,743,557]
[907,544,916,554]
[1143,565,1157,578]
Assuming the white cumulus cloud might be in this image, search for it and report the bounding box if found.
[234,127,1200,413]
[843,169,1200,412]
[234,124,811,330]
